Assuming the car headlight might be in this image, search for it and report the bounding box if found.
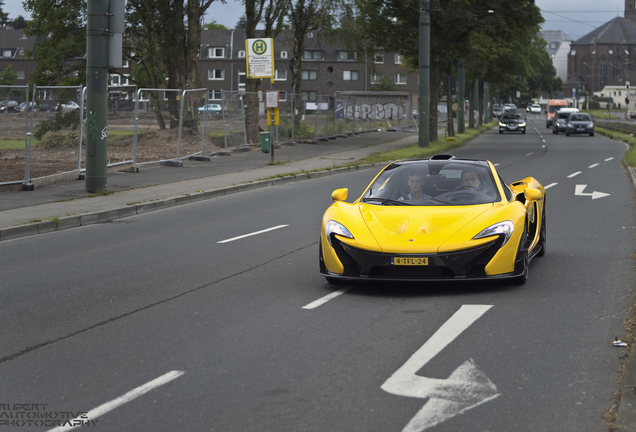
[325,220,354,246]
[519,122,526,127]
[474,221,515,247]
[499,122,506,127]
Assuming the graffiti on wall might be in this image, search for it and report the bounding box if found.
[341,102,407,120]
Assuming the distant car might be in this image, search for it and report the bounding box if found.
[198,103,222,114]
[18,102,38,113]
[529,104,542,114]
[38,103,55,112]
[503,103,517,113]
[552,108,579,134]
[0,100,18,113]
[59,101,81,111]
[492,105,503,118]
[626,111,636,119]
[499,112,526,134]
[411,109,419,118]
[566,113,594,137]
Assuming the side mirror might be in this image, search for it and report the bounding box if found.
[524,188,543,208]
[331,188,348,202]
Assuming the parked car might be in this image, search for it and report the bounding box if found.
[499,112,526,134]
[17,102,38,113]
[552,108,579,134]
[0,100,18,113]
[38,103,56,112]
[58,101,81,111]
[198,103,222,114]
[566,113,595,136]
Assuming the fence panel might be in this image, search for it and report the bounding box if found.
[218,90,247,151]
[0,85,31,185]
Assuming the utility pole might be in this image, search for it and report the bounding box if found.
[85,0,109,192]
[457,60,465,133]
[418,0,430,147]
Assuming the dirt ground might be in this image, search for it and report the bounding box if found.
[0,112,244,183]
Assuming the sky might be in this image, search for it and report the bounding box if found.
[1,0,628,42]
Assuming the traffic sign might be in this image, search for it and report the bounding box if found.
[246,38,274,79]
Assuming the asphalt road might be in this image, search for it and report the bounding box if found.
[1,114,635,431]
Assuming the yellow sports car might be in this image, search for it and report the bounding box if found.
[319,155,546,284]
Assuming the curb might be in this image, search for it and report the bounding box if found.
[0,163,385,242]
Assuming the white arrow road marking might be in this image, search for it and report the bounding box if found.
[48,370,185,432]
[574,184,611,200]
[382,305,497,432]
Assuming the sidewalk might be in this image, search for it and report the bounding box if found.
[0,130,422,239]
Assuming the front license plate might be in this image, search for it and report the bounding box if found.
[508,125,517,129]
[577,127,584,131]
[392,257,429,266]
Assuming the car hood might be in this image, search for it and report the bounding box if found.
[502,118,523,123]
[358,203,495,254]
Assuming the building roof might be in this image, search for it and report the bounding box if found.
[571,16,636,46]
[0,28,37,59]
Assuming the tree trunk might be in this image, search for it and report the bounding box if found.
[468,80,475,129]
[446,75,454,137]
[429,59,440,143]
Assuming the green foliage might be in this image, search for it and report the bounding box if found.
[0,65,17,99]
[23,0,87,86]
[369,76,398,92]
[204,20,227,30]
[33,109,80,142]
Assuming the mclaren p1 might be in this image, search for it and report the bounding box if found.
[319,155,546,285]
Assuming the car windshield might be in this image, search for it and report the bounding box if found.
[360,161,501,206]
[557,112,570,119]
[549,105,564,113]
[502,114,523,120]
[569,114,591,121]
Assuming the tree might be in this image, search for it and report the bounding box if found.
[204,20,227,30]
[287,0,335,131]
[0,65,18,99]
[0,0,8,25]
[12,16,27,30]
[235,14,247,29]
[369,76,398,92]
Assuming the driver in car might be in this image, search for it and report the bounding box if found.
[460,170,481,189]
[398,170,431,201]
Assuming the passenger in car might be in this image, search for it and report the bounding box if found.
[399,169,431,201]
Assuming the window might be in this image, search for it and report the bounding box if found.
[121,75,129,85]
[301,91,317,101]
[338,51,355,61]
[395,53,403,64]
[371,73,383,84]
[3,49,12,58]
[208,47,225,58]
[17,70,25,80]
[279,91,287,101]
[122,60,129,68]
[303,50,322,60]
[302,70,317,80]
[238,71,246,91]
[238,50,245,58]
[550,42,557,49]
[275,69,287,80]
[208,69,224,80]
[110,74,120,86]
[208,90,222,100]
[395,73,407,85]
[307,32,314,38]
[343,70,359,81]
[280,51,288,58]
[374,53,384,64]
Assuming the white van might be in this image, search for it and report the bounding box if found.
[553,108,580,134]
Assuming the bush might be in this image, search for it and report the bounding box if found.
[34,110,80,142]
[587,100,601,110]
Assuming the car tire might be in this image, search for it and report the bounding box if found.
[522,130,526,134]
[499,130,503,134]
[536,203,546,257]
[566,132,570,136]
[546,123,549,129]
[553,129,557,134]
[589,132,594,137]
[513,229,529,285]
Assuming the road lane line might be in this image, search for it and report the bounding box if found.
[605,157,614,162]
[48,370,185,432]
[302,287,351,309]
[567,171,582,178]
[544,182,558,189]
[526,152,534,156]
[218,225,289,243]
[588,163,599,168]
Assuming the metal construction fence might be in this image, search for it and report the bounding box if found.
[0,86,417,188]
